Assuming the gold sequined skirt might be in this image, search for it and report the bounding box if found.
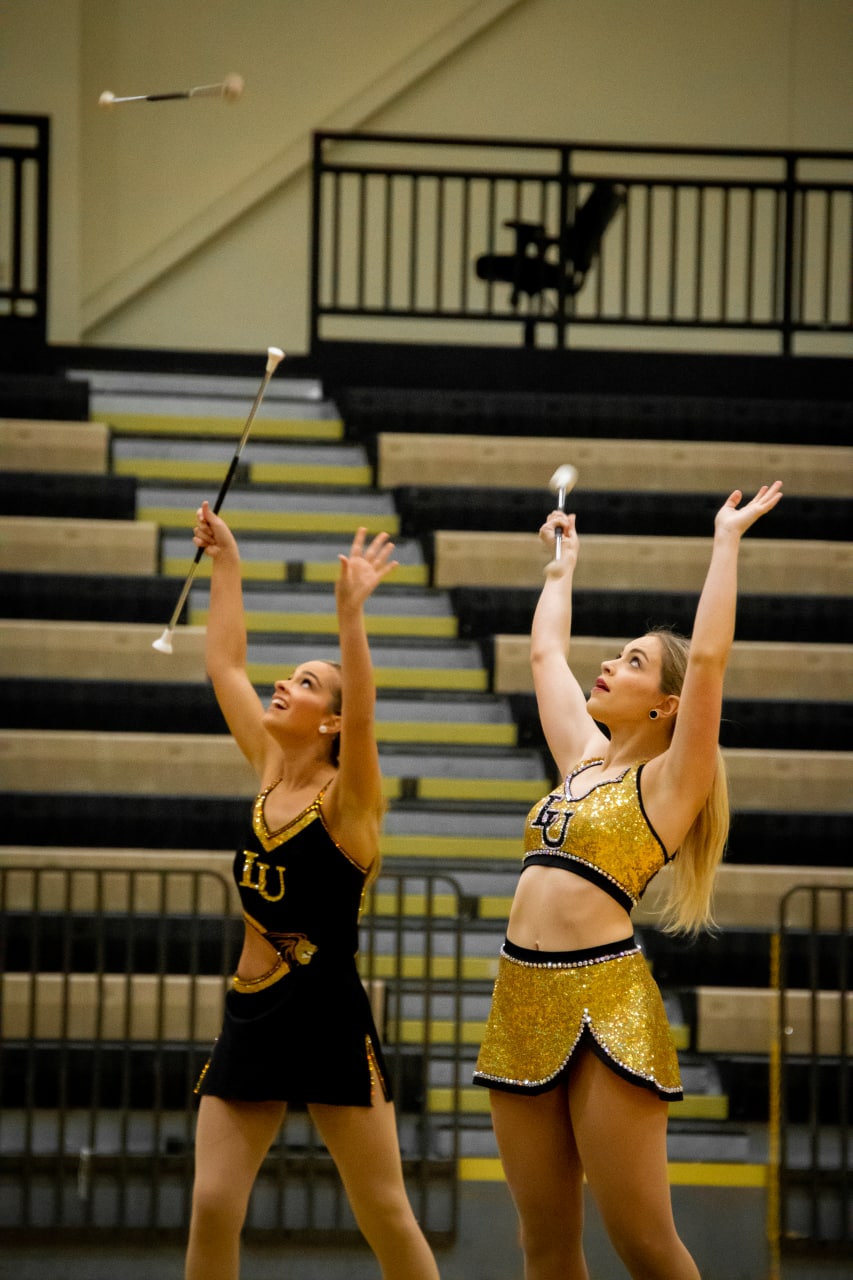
[473,936,683,1101]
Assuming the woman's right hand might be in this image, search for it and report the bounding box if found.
[539,509,578,575]
[192,500,239,559]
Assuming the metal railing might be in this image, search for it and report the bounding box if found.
[0,113,50,360]
[770,885,851,1263]
[309,131,853,352]
[0,864,464,1244]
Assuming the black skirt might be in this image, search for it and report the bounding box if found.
[196,954,392,1106]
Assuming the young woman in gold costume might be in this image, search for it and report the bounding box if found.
[474,482,783,1280]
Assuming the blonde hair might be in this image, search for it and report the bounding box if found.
[648,629,730,936]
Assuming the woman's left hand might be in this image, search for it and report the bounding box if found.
[336,527,398,608]
[714,481,783,538]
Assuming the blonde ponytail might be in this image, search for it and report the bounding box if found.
[648,630,731,936]
[657,747,729,935]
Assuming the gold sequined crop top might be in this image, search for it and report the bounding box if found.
[521,759,672,913]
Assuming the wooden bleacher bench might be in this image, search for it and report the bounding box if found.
[0,729,256,796]
[493,634,853,701]
[0,518,158,576]
[0,620,207,682]
[0,419,110,474]
[433,530,852,594]
[696,986,852,1055]
[378,432,853,497]
[636,864,853,930]
[6,623,849,703]
[1,730,850,814]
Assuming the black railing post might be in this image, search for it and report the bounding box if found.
[554,145,573,349]
[780,153,798,355]
[308,131,324,354]
[36,116,50,338]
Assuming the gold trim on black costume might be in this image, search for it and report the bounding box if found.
[194,779,391,1106]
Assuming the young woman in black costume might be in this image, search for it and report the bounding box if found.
[473,482,783,1280]
[185,501,439,1280]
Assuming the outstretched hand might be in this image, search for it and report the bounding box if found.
[540,509,579,577]
[336,528,398,609]
[714,482,783,538]
[192,500,239,558]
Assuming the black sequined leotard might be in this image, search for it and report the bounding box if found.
[473,759,683,1100]
[196,779,390,1106]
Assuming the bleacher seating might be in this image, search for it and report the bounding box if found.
[339,385,852,446]
[492,633,853,700]
[1,418,108,472]
[430,528,850,592]
[452,585,853,645]
[0,471,136,520]
[378,430,853,493]
[0,516,159,575]
[395,484,853,541]
[1,357,851,1214]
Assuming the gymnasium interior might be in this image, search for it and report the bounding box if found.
[1,3,850,1277]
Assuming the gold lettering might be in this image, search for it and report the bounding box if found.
[239,851,259,888]
[257,862,286,903]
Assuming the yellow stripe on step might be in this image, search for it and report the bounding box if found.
[247,664,487,691]
[458,1159,766,1186]
[141,507,400,536]
[191,608,457,639]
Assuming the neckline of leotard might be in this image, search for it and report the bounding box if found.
[564,757,635,802]
[255,776,335,841]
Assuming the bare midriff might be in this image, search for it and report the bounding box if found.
[235,926,282,983]
[506,865,633,951]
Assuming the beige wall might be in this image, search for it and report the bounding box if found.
[3,0,852,354]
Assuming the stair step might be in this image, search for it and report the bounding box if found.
[72,369,325,402]
[0,730,549,803]
[114,439,371,486]
[140,484,399,535]
[190,583,457,638]
[162,531,428,585]
[246,637,489,692]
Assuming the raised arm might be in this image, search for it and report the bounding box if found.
[324,528,398,865]
[645,482,784,837]
[193,500,269,774]
[531,511,609,777]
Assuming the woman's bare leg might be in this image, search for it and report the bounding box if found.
[489,1085,589,1280]
[309,1098,440,1280]
[185,1095,287,1280]
[568,1049,701,1280]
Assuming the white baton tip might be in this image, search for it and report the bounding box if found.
[152,629,174,655]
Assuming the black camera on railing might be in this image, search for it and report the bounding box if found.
[475,181,627,307]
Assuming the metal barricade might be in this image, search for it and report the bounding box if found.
[0,864,464,1244]
[770,884,851,1265]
